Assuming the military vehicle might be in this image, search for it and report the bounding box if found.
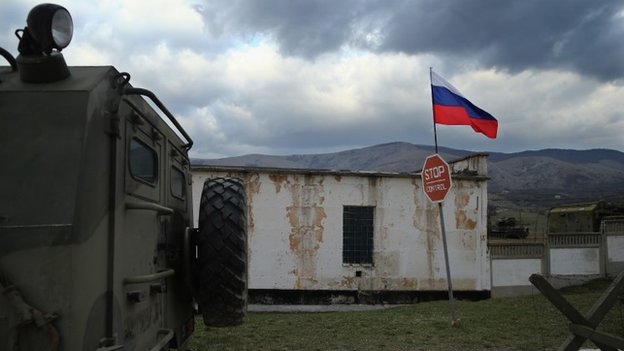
[488,217,529,239]
[0,4,247,350]
[547,201,624,233]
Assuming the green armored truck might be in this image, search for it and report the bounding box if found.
[0,4,247,350]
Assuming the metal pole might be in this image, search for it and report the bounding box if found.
[438,202,457,323]
[429,67,439,154]
[430,67,457,324]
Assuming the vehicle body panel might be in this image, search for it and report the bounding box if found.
[0,65,194,350]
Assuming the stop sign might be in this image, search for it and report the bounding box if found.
[421,154,452,203]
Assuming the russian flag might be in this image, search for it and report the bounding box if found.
[431,70,498,139]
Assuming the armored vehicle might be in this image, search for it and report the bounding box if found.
[0,4,247,350]
[488,217,529,239]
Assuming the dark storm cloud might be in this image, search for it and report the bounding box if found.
[381,0,624,81]
[200,0,624,81]
[199,0,385,57]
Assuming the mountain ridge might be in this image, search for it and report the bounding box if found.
[192,142,624,209]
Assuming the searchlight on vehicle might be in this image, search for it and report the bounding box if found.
[15,3,73,82]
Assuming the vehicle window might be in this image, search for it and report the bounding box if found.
[129,138,158,184]
[171,166,185,199]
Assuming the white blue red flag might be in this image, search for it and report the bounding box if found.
[430,70,498,139]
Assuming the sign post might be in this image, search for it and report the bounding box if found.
[421,154,458,325]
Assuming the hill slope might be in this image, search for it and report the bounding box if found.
[193,142,624,209]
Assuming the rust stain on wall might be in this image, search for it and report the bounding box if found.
[413,208,425,232]
[456,211,477,230]
[411,178,427,232]
[287,225,301,252]
[286,175,327,289]
[340,276,356,289]
[269,174,287,193]
[400,277,418,289]
[245,173,261,240]
[455,192,477,230]
[425,207,441,283]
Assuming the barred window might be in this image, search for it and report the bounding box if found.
[343,206,374,265]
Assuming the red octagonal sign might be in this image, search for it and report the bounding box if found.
[421,154,452,203]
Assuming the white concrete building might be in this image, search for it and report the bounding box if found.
[192,154,490,300]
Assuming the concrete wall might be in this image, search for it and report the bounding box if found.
[489,242,545,297]
[489,220,624,297]
[606,236,624,276]
[545,232,603,288]
[606,236,624,262]
[492,259,542,287]
[192,154,490,293]
[549,248,601,275]
[603,217,624,277]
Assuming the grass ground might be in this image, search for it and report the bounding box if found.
[189,279,624,351]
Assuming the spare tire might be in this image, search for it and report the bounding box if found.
[195,177,247,327]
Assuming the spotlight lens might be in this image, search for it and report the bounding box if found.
[51,9,73,49]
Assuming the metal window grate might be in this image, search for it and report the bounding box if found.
[343,206,374,264]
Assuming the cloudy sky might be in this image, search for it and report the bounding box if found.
[1,0,623,158]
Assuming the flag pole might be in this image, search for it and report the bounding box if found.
[429,67,458,326]
[430,67,439,154]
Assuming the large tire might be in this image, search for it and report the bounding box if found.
[195,177,247,327]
